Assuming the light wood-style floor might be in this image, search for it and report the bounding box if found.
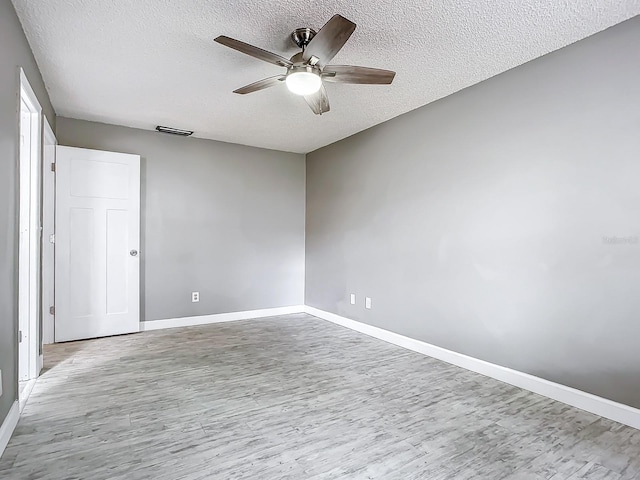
[1,314,639,479]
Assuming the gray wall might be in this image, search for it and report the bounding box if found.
[305,17,640,409]
[0,0,55,427]
[56,118,305,321]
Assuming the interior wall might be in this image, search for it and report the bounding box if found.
[305,17,640,409]
[56,118,306,322]
[0,0,55,428]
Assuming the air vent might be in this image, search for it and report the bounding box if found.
[155,126,194,136]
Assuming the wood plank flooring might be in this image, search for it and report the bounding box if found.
[1,313,638,479]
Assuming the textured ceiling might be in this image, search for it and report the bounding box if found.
[12,0,640,153]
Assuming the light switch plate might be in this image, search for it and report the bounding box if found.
[350,294,356,305]
[365,297,372,309]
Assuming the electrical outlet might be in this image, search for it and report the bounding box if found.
[350,294,356,305]
[191,292,199,303]
[365,297,372,309]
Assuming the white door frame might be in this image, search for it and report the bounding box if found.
[18,68,43,381]
[42,119,57,346]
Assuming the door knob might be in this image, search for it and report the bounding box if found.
[130,249,138,257]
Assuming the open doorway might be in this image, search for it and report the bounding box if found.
[18,69,43,411]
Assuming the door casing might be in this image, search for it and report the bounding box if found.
[42,119,56,345]
[18,68,43,381]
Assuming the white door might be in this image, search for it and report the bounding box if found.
[55,146,140,342]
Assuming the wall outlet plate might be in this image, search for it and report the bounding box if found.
[350,294,356,305]
[365,297,372,309]
[192,292,199,303]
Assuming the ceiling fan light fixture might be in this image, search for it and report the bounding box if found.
[286,69,322,96]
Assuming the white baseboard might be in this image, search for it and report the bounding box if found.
[140,305,306,332]
[19,379,36,415]
[304,306,640,431]
[0,402,19,460]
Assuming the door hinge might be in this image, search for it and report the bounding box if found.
[49,233,55,244]
[49,306,55,316]
[18,330,23,343]
[51,162,56,172]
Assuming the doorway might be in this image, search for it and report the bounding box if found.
[18,69,43,408]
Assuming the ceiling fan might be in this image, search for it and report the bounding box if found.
[214,14,396,115]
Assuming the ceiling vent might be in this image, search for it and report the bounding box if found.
[155,125,193,136]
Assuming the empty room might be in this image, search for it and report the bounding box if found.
[1,0,639,478]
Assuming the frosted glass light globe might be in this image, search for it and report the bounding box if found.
[286,71,322,96]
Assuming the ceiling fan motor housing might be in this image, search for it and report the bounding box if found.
[288,64,321,76]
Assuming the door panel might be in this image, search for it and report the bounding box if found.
[70,158,129,199]
[68,207,94,318]
[55,146,140,342]
[106,209,129,314]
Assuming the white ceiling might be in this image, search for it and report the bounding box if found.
[12,1,640,153]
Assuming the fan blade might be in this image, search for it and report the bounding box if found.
[303,15,356,67]
[233,75,285,94]
[322,65,396,84]
[215,36,292,68]
[304,84,330,115]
